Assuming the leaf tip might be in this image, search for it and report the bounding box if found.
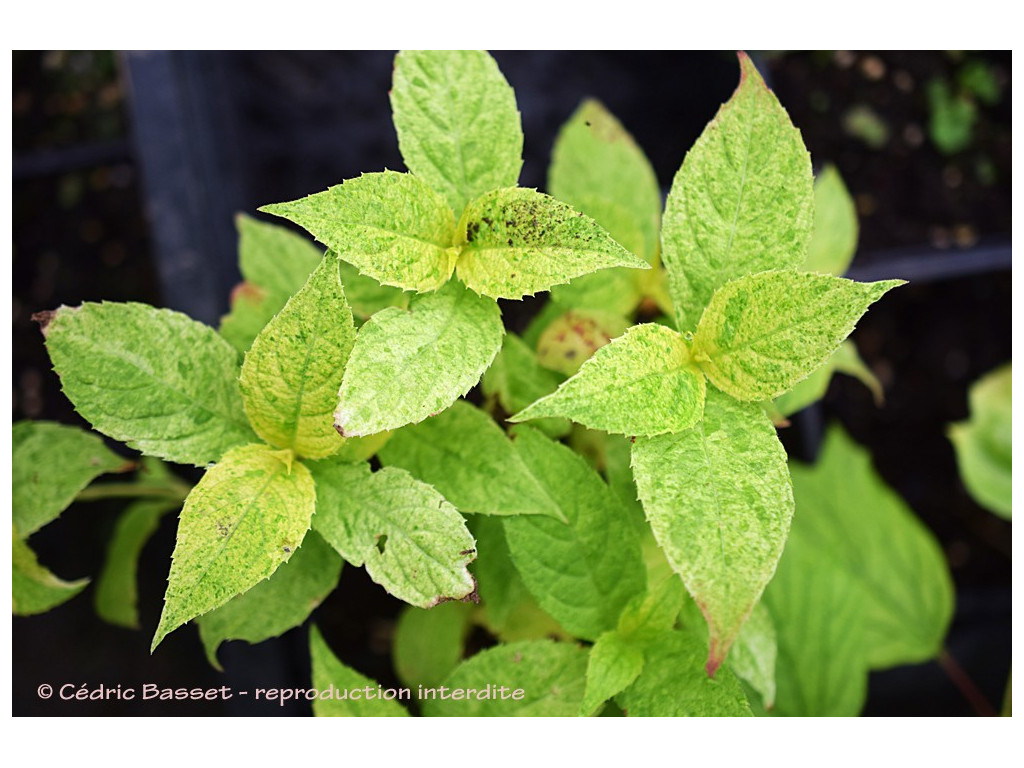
[31,307,62,337]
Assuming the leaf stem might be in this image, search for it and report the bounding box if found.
[75,481,190,503]
[938,648,997,717]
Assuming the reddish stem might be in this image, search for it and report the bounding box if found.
[939,648,997,717]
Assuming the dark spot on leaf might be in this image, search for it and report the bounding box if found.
[459,548,476,556]
[565,349,577,359]
[283,546,291,553]
[507,238,513,246]
[375,534,388,555]
[584,120,592,127]
[334,423,348,438]
[481,217,492,226]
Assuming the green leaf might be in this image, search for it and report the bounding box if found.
[773,340,883,419]
[12,535,89,616]
[927,77,977,155]
[616,630,753,716]
[422,639,588,716]
[789,426,954,668]
[631,389,793,672]
[42,302,256,467]
[392,601,476,689]
[503,426,646,640]
[151,444,316,650]
[337,260,408,323]
[949,364,1012,518]
[661,53,814,331]
[198,531,342,670]
[335,280,503,436]
[581,631,645,716]
[722,602,777,710]
[311,461,476,607]
[551,268,644,318]
[455,187,649,300]
[390,49,523,215]
[260,171,457,293]
[379,400,564,520]
[333,431,394,464]
[309,625,410,717]
[693,271,903,401]
[219,215,323,353]
[481,333,570,438]
[804,165,859,276]
[617,575,686,640]
[764,525,869,716]
[511,323,706,437]
[470,516,567,642]
[240,255,356,459]
[535,308,631,376]
[549,99,661,265]
[95,499,177,629]
[12,421,130,538]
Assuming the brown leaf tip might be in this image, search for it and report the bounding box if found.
[31,309,58,336]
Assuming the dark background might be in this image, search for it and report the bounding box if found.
[12,50,1011,716]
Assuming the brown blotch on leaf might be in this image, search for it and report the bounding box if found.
[334,423,348,438]
[31,309,59,336]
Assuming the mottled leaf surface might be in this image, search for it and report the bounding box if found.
[198,531,342,669]
[422,640,588,716]
[261,171,457,292]
[805,164,859,276]
[44,302,256,466]
[481,333,569,438]
[949,364,1012,518]
[581,631,645,716]
[12,421,130,538]
[773,339,883,418]
[152,445,316,650]
[392,601,476,689]
[391,49,523,215]
[335,281,503,436]
[240,255,356,458]
[310,626,410,717]
[789,426,954,668]
[456,188,648,300]
[503,427,646,640]
[379,400,563,520]
[661,53,813,331]
[617,630,752,716]
[694,271,903,401]
[13,536,88,616]
[311,462,476,607]
[95,499,176,629]
[764,525,869,716]
[631,389,793,671]
[512,323,705,436]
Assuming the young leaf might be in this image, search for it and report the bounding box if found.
[805,164,859,276]
[197,531,341,669]
[421,639,588,717]
[764,525,869,716]
[390,49,523,216]
[789,426,954,668]
[260,171,457,293]
[12,536,89,616]
[949,364,1012,518]
[309,625,410,717]
[503,427,647,640]
[219,215,322,352]
[481,333,570,438]
[631,389,793,673]
[95,499,177,629]
[392,601,476,690]
[311,462,476,608]
[511,323,706,437]
[455,187,649,300]
[378,400,564,520]
[240,255,356,459]
[616,629,753,716]
[693,271,903,401]
[42,302,256,467]
[335,280,503,436]
[580,631,645,716]
[152,444,316,650]
[548,99,661,266]
[617,575,686,640]
[661,53,814,331]
[535,308,631,376]
[12,421,131,538]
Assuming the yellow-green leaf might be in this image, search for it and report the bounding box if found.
[151,444,316,650]
[310,625,409,717]
[805,164,859,276]
[13,534,88,616]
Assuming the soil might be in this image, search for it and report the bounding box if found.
[11,50,1011,716]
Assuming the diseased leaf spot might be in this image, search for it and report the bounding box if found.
[375,534,388,555]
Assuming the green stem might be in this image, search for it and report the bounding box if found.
[75,481,190,503]
[938,648,997,717]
